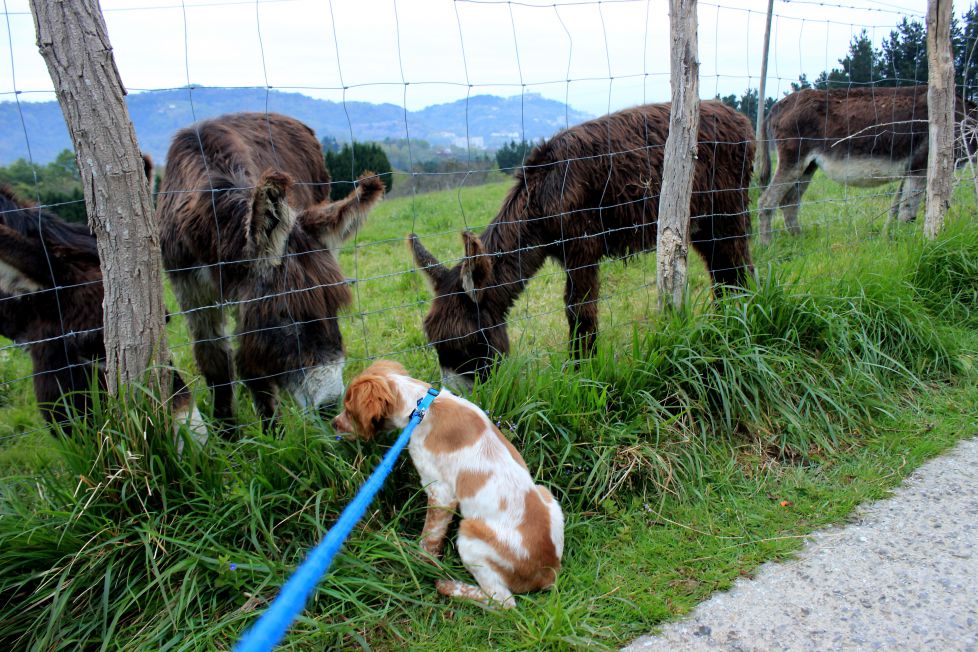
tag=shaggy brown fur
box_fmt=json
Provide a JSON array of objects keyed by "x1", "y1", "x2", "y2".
[
  {"x1": 157, "y1": 112, "x2": 384, "y2": 426},
  {"x1": 410, "y1": 101, "x2": 754, "y2": 387},
  {"x1": 0, "y1": 185, "x2": 195, "y2": 432},
  {"x1": 758, "y1": 85, "x2": 977, "y2": 241}
]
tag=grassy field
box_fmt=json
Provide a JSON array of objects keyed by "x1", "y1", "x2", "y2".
[{"x1": 1, "y1": 172, "x2": 977, "y2": 650}]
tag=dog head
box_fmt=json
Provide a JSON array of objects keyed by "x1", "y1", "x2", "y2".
[{"x1": 332, "y1": 360, "x2": 409, "y2": 439}]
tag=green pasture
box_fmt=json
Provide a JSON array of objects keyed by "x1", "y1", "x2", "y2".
[{"x1": 1, "y1": 172, "x2": 977, "y2": 650}]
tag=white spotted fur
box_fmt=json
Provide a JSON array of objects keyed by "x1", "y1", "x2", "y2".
[{"x1": 336, "y1": 367, "x2": 563, "y2": 609}]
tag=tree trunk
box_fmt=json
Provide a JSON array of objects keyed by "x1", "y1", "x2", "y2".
[
  {"x1": 754, "y1": 0, "x2": 774, "y2": 179},
  {"x1": 30, "y1": 0, "x2": 168, "y2": 393},
  {"x1": 657, "y1": 0, "x2": 699, "y2": 311},
  {"x1": 925, "y1": 0, "x2": 955, "y2": 239}
]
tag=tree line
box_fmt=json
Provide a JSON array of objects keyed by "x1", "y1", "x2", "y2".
[
  {"x1": 0, "y1": 137, "x2": 519, "y2": 218},
  {"x1": 0, "y1": 149, "x2": 87, "y2": 222},
  {"x1": 719, "y1": 3, "x2": 978, "y2": 125},
  {"x1": 7, "y1": 5, "x2": 977, "y2": 217}
]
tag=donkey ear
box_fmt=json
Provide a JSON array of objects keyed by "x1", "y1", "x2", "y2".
[
  {"x1": 141, "y1": 153, "x2": 158, "y2": 201},
  {"x1": 459, "y1": 231, "x2": 493, "y2": 302},
  {"x1": 141, "y1": 153, "x2": 154, "y2": 185},
  {"x1": 249, "y1": 171, "x2": 296, "y2": 262},
  {"x1": 408, "y1": 233, "x2": 447, "y2": 290}
]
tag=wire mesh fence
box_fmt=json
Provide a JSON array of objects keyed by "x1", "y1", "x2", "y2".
[{"x1": 0, "y1": 0, "x2": 970, "y2": 443}]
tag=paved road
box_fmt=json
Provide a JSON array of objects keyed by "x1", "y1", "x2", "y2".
[{"x1": 624, "y1": 437, "x2": 978, "y2": 652}]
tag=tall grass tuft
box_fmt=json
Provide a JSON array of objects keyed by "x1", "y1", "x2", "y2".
[
  {"x1": 0, "y1": 223, "x2": 976, "y2": 649},
  {"x1": 0, "y1": 387, "x2": 448, "y2": 649},
  {"x1": 911, "y1": 220, "x2": 978, "y2": 325}
]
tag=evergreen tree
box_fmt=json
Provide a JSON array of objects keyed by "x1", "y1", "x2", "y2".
[
  {"x1": 324, "y1": 142, "x2": 393, "y2": 201},
  {"x1": 878, "y1": 18, "x2": 928, "y2": 85},
  {"x1": 495, "y1": 139, "x2": 533, "y2": 173},
  {"x1": 790, "y1": 74, "x2": 812, "y2": 93},
  {"x1": 320, "y1": 135, "x2": 341, "y2": 154},
  {"x1": 736, "y1": 89, "x2": 776, "y2": 125},
  {"x1": 954, "y1": 3, "x2": 978, "y2": 101},
  {"x1": 815, "y1": 30, "x2": 881, "y2": 88},
  {"x1": 797, "y1": 5, "x2": 978, "y2": 100},
  {"x1": 716, "y1": 93, "x2": 740, "y2": 112}
]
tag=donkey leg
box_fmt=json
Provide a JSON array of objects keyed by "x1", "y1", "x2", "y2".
[
  {"x1": 692, "y1": 215, "x2": 754, "y2": 291},
  {"x1": 234, "y1": 340, "x2": 279, "y2": 431},
  {"x1": 173, "y1": 274, "x2": 235, "y2": 424},
  {"x1": 889, "y1": 178, "x2": 906, "y2": 223},
  {"x1": 243, "y1": 376, "x2": 278, "y2": 431},
  {"x1": 564, "y1": 262, "x2": 600, "y2": 360},
  {"x1": 168, "y1": 369, "x2": 208, "y2": 449},
  {"x1": 780, "y1": 164, "x2": 815, "y2": 236},
  {"x1": 895, "y1": 174, "x2": 926, "y2": 223},
  {"x1": 757, "y1": 164, "x2": 805, "y2": 244}
]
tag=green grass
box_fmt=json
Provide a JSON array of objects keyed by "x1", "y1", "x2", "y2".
[{"x1": 1, "y1": 172, "x2": 978, "y2": 650}]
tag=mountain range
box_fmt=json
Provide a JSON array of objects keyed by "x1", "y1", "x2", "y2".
[{"x1": 0, "y1": 87, "x2": 593, "y2": 166}]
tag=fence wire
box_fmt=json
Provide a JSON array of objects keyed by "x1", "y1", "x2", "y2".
[{"x1": 0, "y1": 0, "x2": 966, "y2": 442}]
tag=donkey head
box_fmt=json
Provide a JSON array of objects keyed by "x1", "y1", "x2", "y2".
[
  {"x1": 408, "y1": 231, "x2": 509, "y2": 392},
  {"x1": 0, "y1": 188, "x2": 101, "y2": 317}
]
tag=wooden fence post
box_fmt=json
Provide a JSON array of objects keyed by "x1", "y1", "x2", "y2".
[
  {"x1": 30, "y1": 0, "x2": 169, "y2": 393},
  {"x1": 657, "y1": 0, "x2": 699, "y2": 310},
  {"x1": 925, "y1": 0, "x2": 955, "y2": 239},
  {"x1": 754, "y1": 0, "x2": 774, "y2": 178}
]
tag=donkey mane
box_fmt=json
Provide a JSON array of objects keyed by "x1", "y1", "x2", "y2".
[{"x1": 0, "y1": 186, "x2": 98, "y2": 259}]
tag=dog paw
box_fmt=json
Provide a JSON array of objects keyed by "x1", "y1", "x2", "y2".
[
  {"x1": 434, "y1": 579, "x2": 456, "y2": 595},
  {"x1": 420, "y1": 538, "x2": 444, "y2": 559}
]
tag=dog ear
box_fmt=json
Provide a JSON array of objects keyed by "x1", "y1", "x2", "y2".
[
  {"x1": 344, "y1": 374, "x2": 397, "y2": 440},
  {"x1": 459, "y1": 231, "x2": 493, "y2": 302}
]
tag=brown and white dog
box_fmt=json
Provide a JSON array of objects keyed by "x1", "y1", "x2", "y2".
[{"x1": 332, "y1": 360, "x2": 563, "y2": 609}]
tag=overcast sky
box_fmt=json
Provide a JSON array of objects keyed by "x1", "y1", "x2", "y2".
[{"x1": 2, "y1": 0, "x2": 928, "y2": 116}]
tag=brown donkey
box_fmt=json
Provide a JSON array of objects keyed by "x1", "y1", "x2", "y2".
[
  {"x1": 157, "y1": 113, "x2": 384, "y2": 427},
  {"x1": 0, "y1": 185, "x2": 203, "y2": 438},
  {"x1": 757, "y1": 85, "x2": 977, "y2": 242},
  {"x1": 410, "y1": 101, "x2": 755, "y2": 390}
]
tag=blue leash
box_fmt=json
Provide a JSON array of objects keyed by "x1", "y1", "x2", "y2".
[{"x1": 234, "y1": 386, "x2": 441, "y2": 652}]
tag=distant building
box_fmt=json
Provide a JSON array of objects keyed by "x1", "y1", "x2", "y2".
[{"x1": 453, "y1": 136, "x2": 485, "y2": 149}]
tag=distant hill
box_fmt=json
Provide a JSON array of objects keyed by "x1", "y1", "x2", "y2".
[{"x1": 0, "y1": 88, "x2": 593, "y2": 165}]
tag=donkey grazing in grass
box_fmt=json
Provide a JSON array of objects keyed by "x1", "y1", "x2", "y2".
[
  {"x1": 410, "y1": 101, "x2": 755, "y2": 390},
  {"x1": 158, "y1": 112, "x2": 384, "y2": 427},
  {"x1": 757, "y1": 85, "x2": 977, "y2": 242},
  {"x1": 0, "y1": 185, "x2": 203, "y2": 437}
]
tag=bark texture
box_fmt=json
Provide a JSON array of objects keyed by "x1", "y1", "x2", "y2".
[
  {"x1": 754, "y1": 0, "x2": 774, "y2": 178},
  {"x1": 30, "y1": 0, "x2": 168, "y2": 392},
  {"x1": 657, "y1": 0, "x2": 700, "y2": 310},
  {"x1": 925, "y1": 0, "x2": 955, "y2": 239}
]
